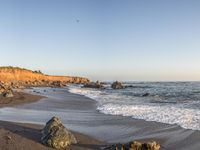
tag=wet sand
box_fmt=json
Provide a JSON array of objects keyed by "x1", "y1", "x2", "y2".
[
  {"x1": 0, "y1": 91, "x2": 105, "y2": 150},
  {"x1": 0, "y1": 91, "x2": 43, "y2": 108},
  {"x1": 0, "y1": 120, "x2": 105, "y2": 150},
  {"x1": 1, "y1": 88, "x2": 200, "y2": 150}
]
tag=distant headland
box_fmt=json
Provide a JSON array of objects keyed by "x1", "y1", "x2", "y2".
[{"x1": 0, "y1": 66, "x2": 90, "y2": 84}]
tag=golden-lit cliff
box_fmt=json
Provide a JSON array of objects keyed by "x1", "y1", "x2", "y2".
[{"x1": 0, "y1": 66, "x2": 89, "y2": 84}]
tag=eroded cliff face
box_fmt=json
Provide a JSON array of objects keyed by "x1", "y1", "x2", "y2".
[{"x1": 0, "y1": 67, "x2": 89, "y2": 84}]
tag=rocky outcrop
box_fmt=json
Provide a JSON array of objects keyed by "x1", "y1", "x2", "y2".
[
  {"x1": 41, "y1": 116, "x2": 77, "y2": 149},
  {"x1": 49, "y1": 81, "x2": 65, "y2": 88},
  {"x1": 0, "y1": 81, "x2": 14, "y2": 98},
  {"x1": 3, "y1": 89, "x2": 14, "y2": 98},
  {"x1": 111, "y1": 81, "x2": 124, "y2": 89},
  {"x1": 0, "y1": 66, "x2": 90, "y2": 84},
  {"x1": 83, "y1": 81, "x2": 104, "y2": 89},
  {"x1": 104, "y1": 141, "x2": 160, "y2": 150}
]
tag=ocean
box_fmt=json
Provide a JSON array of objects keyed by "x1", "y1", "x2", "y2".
[
  {"x1": 69, "y1": 82, "x2": 200, "y2": 130},
  {"x1": 1, "y1": 83, "x2": 200, "y2": 145}
]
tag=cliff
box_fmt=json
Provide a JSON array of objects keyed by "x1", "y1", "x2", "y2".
[{"x1": 0, "y1": 66, "x2": 89, "y2": 84}]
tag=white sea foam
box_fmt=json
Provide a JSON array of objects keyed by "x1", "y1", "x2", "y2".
[
  {"x1": 69, "y1": 86, "x2": 102, "y2": 100},
  {"x1": 68, "y1": 84, "x2": 200, "y2": 131},
  {"x1": 98, "y1": 104, "x2": 200, "y2": 130}
]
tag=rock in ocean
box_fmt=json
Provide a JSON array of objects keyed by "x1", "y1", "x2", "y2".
[
  {"x1": 111, "y1": 81, "x2": 124, "y2": 89},
  {"x1": 83, "y1": 81, "x2": 104, "y2": 89}
]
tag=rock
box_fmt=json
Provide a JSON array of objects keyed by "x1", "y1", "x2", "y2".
[
  {"x1": 130, "y1": 141, "x2": 142, "y2": 150},
  {"x1": 42, "y1": 117, "x2": 62, "y2": 136},
  {"x1": 3, "y1": 90, "x2": 14, "y2": 98},
  {"x1": 83, "y1": 81, "x2": 104, "y2": 89},
  {"x1": 5, "y1": 135, "x2": 12, "y2": 140},
  {"x1": 124, "y1": 85, "x2": 134, "y2": 88},
  {"x1": 41, "y1": 116, "x2": 77, "y2": 149},
  {"x1": 111, "y1": 81, "x2": 124, "y2": 89},
  {"x1": 104, "y1": 141, "x2": 160, "y2": 150},
  {"x1": 145, "y1": 141, "x2": 160, "y2": 150},
  {"x1": 0, "y1": 81, "x2": 14, "y2": 98},
  {"x1": 10, "y1": 81, "x2": 22, "y2": 89},
  {"x1": 50, "y1": 81, "x2": 65, "y2": 88},
  {"x1": 142, "y1": 93, "x2": 150, "y2": 97},
  {"x1": 0, "y1": 81, "x2": 6, "y2": 93}
]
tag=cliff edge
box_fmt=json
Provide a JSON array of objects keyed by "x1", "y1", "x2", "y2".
[{"x1": 0, "y1": 66, "x2": 89, "y2": 84}]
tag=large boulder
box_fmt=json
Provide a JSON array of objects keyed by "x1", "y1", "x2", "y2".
[
  {"x1": 104, "y1": 141, "x2": 160, "y2": 150},
  {"x1": 111, "y1": 81, "x2": 124, "y2": 89},
  {"x1": 41, "y1": 116, "x2": 77, "y2": 149},
  {"x1": 83, "y1": 81, "x2": 104, "y2": 89}
]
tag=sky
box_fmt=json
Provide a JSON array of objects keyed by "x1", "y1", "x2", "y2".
[{"x1": 0, "y1": 0, "x2": 200, "y2": 81}]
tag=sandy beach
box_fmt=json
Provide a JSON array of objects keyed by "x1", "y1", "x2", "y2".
[
  {"x1": 0, "y1": 120, "x2": 105, "y2": 150},
  {"x1": 0, "y1": 91, "x2": 105, "y2": 150},
  {"x1": 1, "y1": 0, "x2": 199, "y2": 149},
  {"x1": 0, "y1": 91, "x2": 43, "y2": 108},
  {"x1": 1, "y1": 87, "x2": 200, "y2": 150}
]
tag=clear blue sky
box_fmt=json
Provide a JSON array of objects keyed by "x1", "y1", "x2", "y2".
[{"x1": 0, "y1": 0, "x2": 200, "y2": 81}]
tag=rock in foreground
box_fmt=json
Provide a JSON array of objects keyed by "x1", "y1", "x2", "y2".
[
  {"x1": 111, "y1": 81, "x2": 124, "y2": 89},
  {"x1": 41, "y1": 116, "x2": 77, "y2": 149},
  {"x1": 104, "y1": 141, "x2": 160, "y2": 150}
]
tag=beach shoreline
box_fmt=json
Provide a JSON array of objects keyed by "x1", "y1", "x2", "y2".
[
  {"x1": 0, "y1": 90, "x2": 106, "y2": 150},
  {"x1": 0, "y1": 120, "x2": 106, "y2": 150},
  {"x1": 1, "y1": 87, "x2": 200, "y2": 150},
  {"x1": 0, "y1": 91, "x2": 44, "y2": 108}
]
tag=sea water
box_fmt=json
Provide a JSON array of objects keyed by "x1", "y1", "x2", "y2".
[{"x1": 69, "y1": 82, "x2": 200, "y2": 130}]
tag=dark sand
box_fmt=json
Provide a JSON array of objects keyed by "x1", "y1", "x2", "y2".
[
  {"x1": 0, "y1": 91, "x2": 43, "y2": 108},
  {"x1": 0, "y1": 91, "x2": 105, "y2": 150},
  {"x1": 0, "y1": 121, "x2": 105, "y2": 150}
]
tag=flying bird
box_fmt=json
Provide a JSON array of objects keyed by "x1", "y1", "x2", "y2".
[{"x1": 76, "y1": 19, "x2": 80, "y2": 23}]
